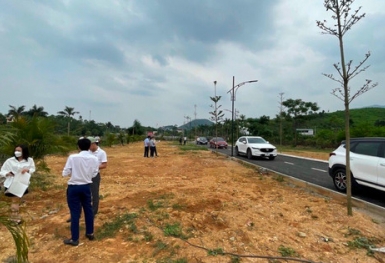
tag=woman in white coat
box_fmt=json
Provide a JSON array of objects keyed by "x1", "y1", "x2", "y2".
[{"x1": 0, "y1": 144, "x2": 35, "y2": 223}]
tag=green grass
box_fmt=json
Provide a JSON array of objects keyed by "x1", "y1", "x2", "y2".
[
  {"x1": 207, "y1": 248, "x2": 224, "y2": 256},
  {"x1": 278, "y1": 245, "x2": 300, "y2": 257},
  {"x1": 147, "y1": 199, "x2": 165, "y2": 211},
  {"x1": 344, "y1": 227, "x2": 361, "y2": 237},
  {"x1": 152, "y1": 240, "x2": 168, "y2": 256},
  {"x1": 347, "y1": 237, "x2": 377, "y2": 256},
  {"x1": 273, "y1": 175, "x2": 284, "y2": 182},
  {"x1": 163, "y1": 223, "x2": 184, "y2": 239},
  {"x1": 171, "y1": 203, "x2": 186, "y2": 210},
  {"x1": 97, "y1": 213, "x2": 138, "y2": 239}
]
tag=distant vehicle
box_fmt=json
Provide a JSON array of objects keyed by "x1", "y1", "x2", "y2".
[
  {"x1": 296, "y1": 129, "x2": 314, "y2": 136},
  {"x1": 328, "y1": 137, "x2": 385, "y2": 192},
  {"x1": 235, "y1": 136, "x2": 277, "y2": 160},
  {"x1": 196, "y1": 137, "x2": 208, "y2": 145},
  {"x1": 209, "y1": 137, "x2": 228, "y2": 149}
]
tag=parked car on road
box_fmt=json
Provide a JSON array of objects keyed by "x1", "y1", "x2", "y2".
[
  {"x1": 196, "y1": 137, "x2": 208, "y2": 145},
  {"x1": 235, "y1": 136, "x2": 277, "y2": 160},
  {"x1": 328, "y1": 137, "x2": 385, "y2": 192},
  {"x1": 209, "y1": 137, "x2": 228, "y2": 149}
]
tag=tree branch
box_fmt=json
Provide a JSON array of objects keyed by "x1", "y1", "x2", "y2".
[{"x1": 349, "y1": 80, "x2": 378, "y2": 102}]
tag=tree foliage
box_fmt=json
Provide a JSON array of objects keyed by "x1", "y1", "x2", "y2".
[
  {"x1": 7, "y1": 105, "x2": 26, "y2": 121},
  {"x1": 209, "y1": 95, "x2": 225, "y2": 149},
  {"x1": 25, "y1": 104, "x2": 48, "y2": 118}
]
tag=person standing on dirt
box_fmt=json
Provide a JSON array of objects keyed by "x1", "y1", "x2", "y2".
[
  {"x1": 149, "y1": 136, "x2": 158, "y2": 157},
  {"x1": 152, "y1": 137, "x2": 158, "y2": 157},
  {"x1": 179, "y1": 137, "x2": 182, "y2": 145},
  {"x1": 144, "y1": 135, "x2": 150, "y2": 157},
  {"x1": 88, "y1": 136, "x2": 107, "y2": 216},
  {"x1": 183, "y1": 136, "x2": 187, "y2": 145},
  {"x1": 62, "y1": 137, "x2": 99, "y2": 246}
]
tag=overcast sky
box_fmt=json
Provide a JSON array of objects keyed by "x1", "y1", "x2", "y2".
[{"x1": 1, "y1": 0, "x2": 384, "y2": 128}]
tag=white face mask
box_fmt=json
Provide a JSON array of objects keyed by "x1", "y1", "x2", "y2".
[{"x1": 14, "y1": 151, "x2": 22, "y2": 158}]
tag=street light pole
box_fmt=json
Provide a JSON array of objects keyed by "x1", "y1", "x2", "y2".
[{"x1": 227, "y1": 76, "x2": 258, "y2": 156}]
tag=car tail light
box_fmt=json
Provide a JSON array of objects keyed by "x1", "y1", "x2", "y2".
[{"x1": 329, "y1": 152, "x2": 336, "y2": 157}]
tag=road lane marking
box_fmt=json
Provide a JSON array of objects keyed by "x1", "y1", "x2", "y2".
[
  {"x1": 312, "y1": 168, "x2": 327, "y2": 173},
  {"x1": 284, "y1": 162, "x2": 294, "y2": 165}
]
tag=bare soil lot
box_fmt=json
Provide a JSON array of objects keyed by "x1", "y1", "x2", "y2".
[{"x1": 1, "y1": 141, "x2": 385, "y2": 263}]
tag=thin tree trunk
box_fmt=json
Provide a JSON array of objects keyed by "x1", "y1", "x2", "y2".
[{"x1": 336, "y1": 0, "x2": 353, "y2": 216}]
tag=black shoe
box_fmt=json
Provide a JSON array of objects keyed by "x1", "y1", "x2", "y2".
[
  {"x1": 85, "y1": 234, "x2": 95, "y2": 241},
  {"x1": 63, "y1": 239, "x2": 79, "y2": 246}
]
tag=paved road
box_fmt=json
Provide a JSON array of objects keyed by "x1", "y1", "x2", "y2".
[{"x1": 206, "y1": 145, "x2": 385, "y2": 208}]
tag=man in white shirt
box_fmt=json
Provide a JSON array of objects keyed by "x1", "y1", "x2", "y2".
[
  {"x1": 62, "y1": 137, "x2": 99, "y2": 246},
  {"x1": 88, "y1": 136, "x2": 107, "y2": 216},
  {"x1": 144, "y1": 135, "x2": 150, "y2": 157}
]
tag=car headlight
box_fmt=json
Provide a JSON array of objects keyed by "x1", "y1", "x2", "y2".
[{"x1": 251, "y1": 147, "x2": 260, "y2": 150}]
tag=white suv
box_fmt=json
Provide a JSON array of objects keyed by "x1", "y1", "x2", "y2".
[
  {"x1": 235, "y1": 136, "x2": 277, "y2": 160},
  {"x1": 328, "y1": 137, "x2": 385, "y2": 192}
]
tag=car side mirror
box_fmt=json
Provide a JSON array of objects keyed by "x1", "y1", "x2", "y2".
[{"x1": 242, "y1": 141, "x2": 246, "y2": 144}]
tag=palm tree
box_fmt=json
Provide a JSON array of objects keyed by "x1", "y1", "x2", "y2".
[
  {"x1": 57, "y1": 106, "x2": 79, "y2": 135},
  {"x1": 25, "y1": 104, "x2": 48, "y2": 118},
  {"x1": 0, "y1": 113, "x2": 6, "y2": 124},
  {"x1": 7, "y1": 105, "x2": 26, "y2": 121},
  {"x1": 0, "y1": 204, "x2": 29, "y2": 262}
]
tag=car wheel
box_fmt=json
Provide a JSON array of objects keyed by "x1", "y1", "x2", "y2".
[
  {"x1": 235, "y1": 146, "x2": 239, "y2": 156},
  {"x1": 247, "y1": 149, "x2": 252, "y2": 159},
  {"x1": 268, "y1": 156, "x2": 276, "y2": 160},
  {"x1": 333, "y1": 168, "x2": 347, "y2": 192}
]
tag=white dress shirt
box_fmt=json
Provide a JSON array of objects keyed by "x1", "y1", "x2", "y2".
[
  {"x1": 62, "y1": 151, "x2": 99, "y2": 185},
  {"x1": 89, "y1": 146, "x2": 107, "y2": 171}
]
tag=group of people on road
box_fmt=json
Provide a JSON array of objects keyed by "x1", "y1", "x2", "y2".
[
  {"x1": 143, "y1": 135, "x2": 158, "y2": 157},
  {"x1": 0, "y1": 136, "x2": 108, "y2": 247}
]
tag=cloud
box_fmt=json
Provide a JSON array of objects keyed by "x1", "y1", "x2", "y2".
[{"x1": 0, "y1": 0, "x2": 383, "y2": 128}]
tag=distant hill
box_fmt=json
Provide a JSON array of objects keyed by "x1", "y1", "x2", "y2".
[
  {"x1": 305, "y1": 107, "x2": 385, "y2": 128},
  {"x1": 331, "y1": 107, "x2": 385, "y2": 124},
  {"x1": 360, "y1": 105, "x2": 385, "y2": 109},
  {"x1": 179, "y1": 119, "x2": 213, "y2": 130}
]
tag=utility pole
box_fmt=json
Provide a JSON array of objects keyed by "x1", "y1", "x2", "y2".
[{"x1": 278, "y1": 92, "x2": 285, "y2": 147}]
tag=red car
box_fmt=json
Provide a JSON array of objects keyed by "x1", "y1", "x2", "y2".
[{"x1": 209, "y1": 137, "x2": 228, "y2": 149}]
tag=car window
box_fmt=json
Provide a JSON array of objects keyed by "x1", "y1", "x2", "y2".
[
  {"x1": 248, "y1": 138, "x2": 266, "y2": 144},
  {"x1": 352, "y1": 142, "x2": 381, "y2": 157},
  {"x1": 380, "y1": 143, "x2": 385, "y2": 158}
]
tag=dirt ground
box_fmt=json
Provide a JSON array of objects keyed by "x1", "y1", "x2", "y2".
[{"x1": 1, "y1": 141, "x2": 385, "y2": 263}]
